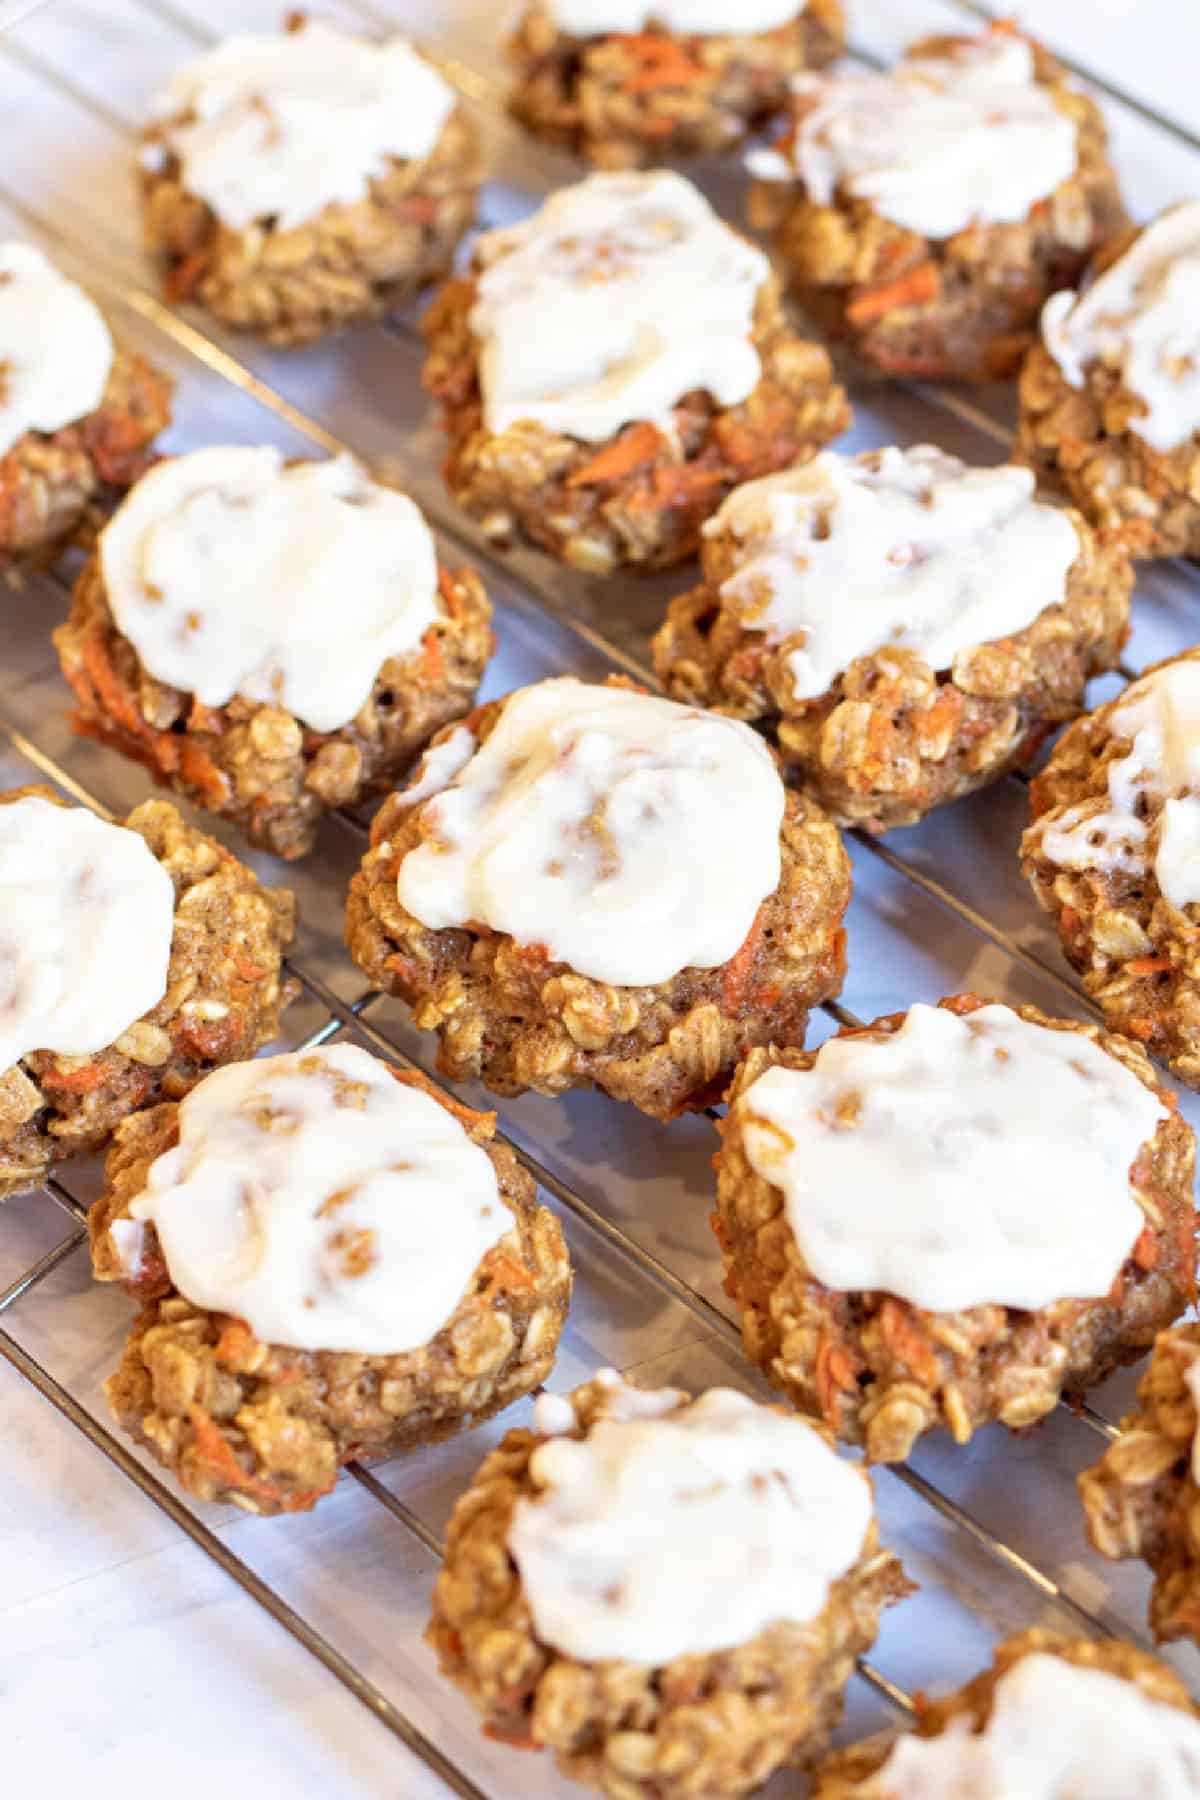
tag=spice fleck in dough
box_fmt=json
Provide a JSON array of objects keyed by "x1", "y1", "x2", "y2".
[
  {"x1": 345, "y1": 677, "x2": 851, "y2": 1120},
  {"x1": 89, "y1": 1048, "x2": 571, "y2": 1516},
  {"x1": 748, "y1": 28, "x2": 1125, "y2": 382},
  {"x1": 508, "y1": 0, "x2": 844, "y2": 170},
  {"x1": 0, "y1": 786, "x2": 296, "y2": 1201},
  {"x1": 713, "y1": 996, "x2": 1195, "y2": 1462}
]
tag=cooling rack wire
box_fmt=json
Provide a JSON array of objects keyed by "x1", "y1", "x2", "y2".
[{"x1": 1, "y1": 2, "x2": 1197, "y2": 1794}]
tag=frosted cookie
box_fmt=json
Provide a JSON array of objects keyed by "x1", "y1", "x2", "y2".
[
  {"x1": 1022, "y1": 649, "x2": 1200, "y2": 1088},
  {"x1": 0, "y1": 243, "x2": 170, "y2": 573},
  {"x1": 713, "y1": 995, "x2": 1194, "y2": 1462},
  {"x1": 1017, "y1": 203, "x2": 1200, "y2": 559},
  {"x1": 422, "y1": 170, "x2": 849, "y2": 573},
  {"x1": 428, "y1": 1372, "x2": 909, "y2": 1798},
  {"x1": 653, "y1": 445, "x2": 1132, "y2": 831},
  {"x1": 747, "y1": 28, "x2": 1124, "y2": 381},
  {"x1": 139, "y1": 17, "x2": 482, "y2": 345},
  {"x1": 0, "y1": 787, "x2": 295, "y2": 1201},
  {"x1": 810, "y1": 1630, "x2": 1200, "y2": 1796},
  {"x1": 1079, "y1": 1323, "x2": 1200, "y2": 1646},
  {"x1": 89, "y1": 1045, "x2": 571, "y2": 1515},
  {"x1": 52, "y1": 446, "x2": 493, "y2": 860},
  {"x1": 508, "y1": 0, "x2": 843, "y2": 171},
  {"x1": 345, "y1": 675, "x2": 850, "y2": 1120}
]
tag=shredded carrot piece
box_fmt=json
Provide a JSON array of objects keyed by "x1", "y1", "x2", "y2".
[
  {"x1": 846, "y1": 261, "x2": 941, "y2": 325},
  {"x1": 165, "y1": 251, "x2": 209, "y2": 303},
  {"x1": 567, "y1": 422, "x2": 662, "y2": 488},
  {"x1": 383, "y1": 950, "x2": 423, "y2": 990},
  {"x1": 1124, "y1": 1016, "x2": 1157, "y2": 1041},
  {"x1": 80, "y1": 628, "x2": 164, "y2": 751},
  {"x1": 1058, "y1": 434, "x2": 1094, "y2": 474},
  {"x1": 482, "y1": 1723, "x2": 538, "y2": 1751},
  {"x1": 437, "y1": 567, "x2": 464, "y2": 619},
  {"x1": 420, "y1": 627, "x2": 445, "y2": 683},
  {"x1": 854, "y1": 710, "x2": 896, "y2": 786},
  {"x1": 815, "y1": 1327, "x2": 861, "y2": 1425},
  {"x1": 1131, "y1": 1225, "x2": 1159, "y2": 1271},
  {"x1": 914, "y1": 685, "x2": 964, "y2": 747},
  {"x1": 179, "y1": 739, "x2": 231, "y2": 807},
  {"x1": 233, "y1": 953, "x2": 266, "y2": 983},
  {"x1": 514, "y1": 942, "x2": 551, "y2": 970},
  {"x1": 187, "y1": 698, "x2": 224, "y2": 734},
  {"x1": 481, "y1": 1248, "x2": 536, "y2": 1296},
  {"x1": 938, "y1": 993, "x2": 986, "y2": 1019},
  {"x1": 616, "y1": 32, "x2": 703, "y2": 93},
  {"x1": 40, "y1": 1059, "x2": 109, "y2": 1094},
  {"x1": 721, "y1": 903, "x2": 766, "y2": 1012},
  {"x1": 386, "y1": 1062, "x2": 493, "y2": 1135},
  {"x1": 214, "y1": 1318, "x2": 258, "y2": 1367},
  {"x1": 87, "y1": 410, "x2": 147, "y2": 486},
  {"x1": 728, "y1": 645, "x2": 766, "y2": 683},
  {"x1": 879, "y1": 1298, "x2": 939, "y2": 1385},
  {"x1": 187, "y1": 1406, "x2": 330, "y2": 1512},
  {"x1": 1127, "y1": 955, "x2": 1173, "y2": 978}
]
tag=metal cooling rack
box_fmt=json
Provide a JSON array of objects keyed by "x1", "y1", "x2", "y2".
[{"x1": 1, "y1": 2, "x2": 1197, "y2": 1793}]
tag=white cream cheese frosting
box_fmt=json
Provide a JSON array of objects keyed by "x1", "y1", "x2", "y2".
[
  {"x1": 750, "y1": 34, "x2": 1077, "y2": 241},
  {"x1": 116, "y1": 1045, "x2": 508, "y2": 1355},
  {"x1": 470, "y1": 172, "x2": 769, "y2": 442},
  {"x1": 1041, "y1": 202, "x2": 1200, "y2": 454},
  {"x1": 870, "y1": 1653, "x2": 1200, "y2": 1797},
  {"x1": 0, "y1": 243, "x2": 113, "y2": 459},
  {"x1": 0, "y1": 797, "x2": 174, "y2": 1075},
  {"x1": 706, "y1": 445, "x2": 1079, "y2": 700},
  {"x1": 738, "y1": 1003, "x2": 1165, "y2": 1313},
  {"x1": 546, "y1": 0, "x2": 802, "y2": 33},
  {"x1": 148, "y1": 21, "x2": 456, "y2": 232},
  {"x1": 1035, "y1": 658, "x2": 1200, "y2": 913},
  {"x1": 395, "y1": 677, "x2": 785, "y2": 988},
  {"x1": 508, "y1": 1376, "x2": 871, "y2": 1663},
  {"x1": 100, "y1": 446, "x2": 440, "y2": 734}
]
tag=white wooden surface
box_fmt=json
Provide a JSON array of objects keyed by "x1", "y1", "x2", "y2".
[{"x1": 0, "y1": 4, "x2": 1196, "y2": 1796}]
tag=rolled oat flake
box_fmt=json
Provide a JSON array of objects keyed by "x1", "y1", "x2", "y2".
[
  {"x1": 871, "y1": 1653, "x2": 1200, "y2": 1797},
  {"x1": 119, "y1": 1044, "x2": 508, "y2": 1354}
]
